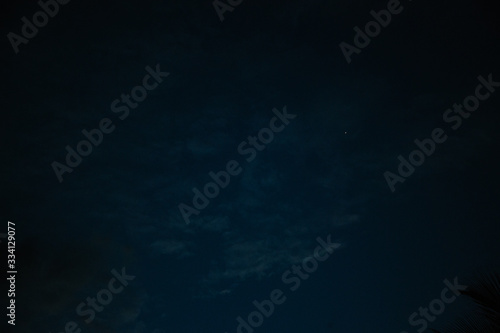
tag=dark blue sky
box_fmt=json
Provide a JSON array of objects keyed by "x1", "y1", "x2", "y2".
[{"x1": 1, "y1": 0, "x2": 500, "y2": 332}]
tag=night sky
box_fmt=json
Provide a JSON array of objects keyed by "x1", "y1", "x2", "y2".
[{"x1": 2, "y1": 0, "x2": 500, "y2": 332}]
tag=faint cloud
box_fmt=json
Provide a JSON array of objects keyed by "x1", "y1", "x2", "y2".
[{"x1": 150, "y1": 239, "x2": 194, "y2": 257}]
